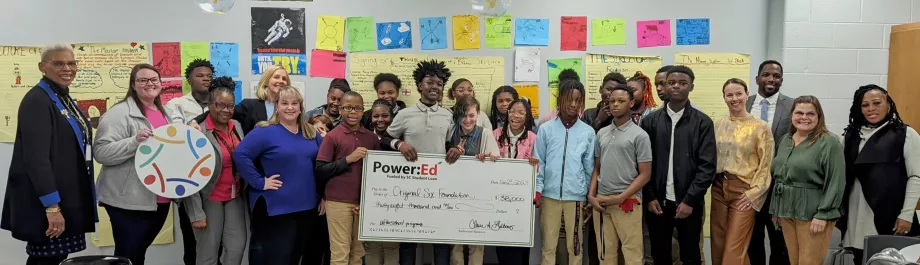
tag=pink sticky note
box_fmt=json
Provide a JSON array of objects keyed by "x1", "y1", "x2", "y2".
[
  {"x1": 636, "y1": 20, "x2": 672, "y2": 48},
  {"x1": 159, "y1": 80, "x2": 183, "y2": 104},
  {"x1": 309, "y1": 49, "x2": 347, "y2": 79},
  {"x1": 561, "y1": 16, "x2": 587, "y2": 51},
  {"x1": 152, "y1": 42, "x2": 181, "y2": 78}
]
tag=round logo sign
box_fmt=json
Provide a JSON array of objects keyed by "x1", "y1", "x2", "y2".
[{"x1": 135, "y1": 124, "x2": 216, "y2": 199}]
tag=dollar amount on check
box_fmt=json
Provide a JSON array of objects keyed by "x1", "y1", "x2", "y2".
[{"x1": 358, "y1": 150, "x2": 536, "y2": 247}]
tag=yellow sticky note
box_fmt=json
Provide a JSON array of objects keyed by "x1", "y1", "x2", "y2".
[
  {"x1": 0, "y1": 46, "x2": 42, "y2": 142},
  {"x1": 513, "y1": 84, "x2": 540, "y2": 118},
  {"x1": 485, "y1": 15, "x2": 513, "y2": 49},
  {"x1": 584, "y1": 53, "x2": 662, "y2": 108},
  {"x1": 591, "y1": 18, "x2": 626, "y2": 46},
  {"x1": 453, "y1": 15, "x2": 481, "y2": 50},
  {"x1": 316, "y1": 15, "x2": 346, "y2": 52},
  {"x1": 674, "y1": 52, "x2": 751, "y2": 122}
]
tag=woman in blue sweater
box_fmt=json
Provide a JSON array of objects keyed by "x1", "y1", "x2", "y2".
[{"x1": 233, "y1": 86, "x2": 323, "y2": 265}]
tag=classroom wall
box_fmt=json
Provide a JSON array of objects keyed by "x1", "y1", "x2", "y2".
[
  {"x1": 0, "y1": 0, "x2": 780, "y2": 264},
  {"x1": 779, "y1": 0, "x2": 919, "y2": 135}
]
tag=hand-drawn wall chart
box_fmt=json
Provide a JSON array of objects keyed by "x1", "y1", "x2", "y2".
[
  {"x1": 376, "y1": 21, "x2": 413, "y2": 50},
  {"x1": 135, "y1": 124, "x2": 216, "y2": 199}
]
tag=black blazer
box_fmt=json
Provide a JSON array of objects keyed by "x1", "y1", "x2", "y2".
[
  {"x1": 639, "y1": 103, "x2": 717, "y2": 207},
  {"x1": 194, "y1": 98, "x2": 268, "y2": 135},
  {"x1": 1, "y1": 83, "x2": 96, "y2": 242}
]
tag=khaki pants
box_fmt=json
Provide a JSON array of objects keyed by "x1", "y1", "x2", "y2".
[
  {"x1": 710, "y1": 176, "x2": 756, "y2": 265},
  {"x1": 327, "y1": 201, "x2": 365, "y2": 265},
  {"x1": 365, "y1": 242, "x2": 399, "y2": 265},
  {"x1": 541, "y1": 197, "x2": 584, "y2": 265},
  {"x1": 779, "y1": 218, "x2": 834, "y2": 265},
  {"x1": 451, "y1": 245, "x2": 484, "y2": 265},
  {"x1": 594, "y1": 195, "x2": 643, "y2": 265}
]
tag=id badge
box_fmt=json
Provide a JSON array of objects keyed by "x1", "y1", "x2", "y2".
[{"x1": 85, "y1": 144, "x2": 92, "y2": 162}]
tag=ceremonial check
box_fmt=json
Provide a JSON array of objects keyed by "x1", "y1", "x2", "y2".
[{"x1": 358, "y1": 150, "x2": 536, "y2": 247}]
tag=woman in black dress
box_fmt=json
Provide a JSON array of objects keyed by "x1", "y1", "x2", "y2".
[{"x1": 1, "y1": 44, "x2": 97, "y2": 265}]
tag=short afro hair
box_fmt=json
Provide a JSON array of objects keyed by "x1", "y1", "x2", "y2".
[
  {"x1": 666, "y1": 65, "x2": 696, "y2": 82},
  {"x1": 558, "y1": 69, "x2": 579, "y2": 83},
  {"x1": 184, "y1": 59, "x2": 214, "y2": 80},
  {"x1": 329, "y1": 78, "x2": 351, "y2": 92},
  {"x1": 373, "y1": 73, "x2": 402, "y2": 91},
  {"x1": 413, "y1": 59, "x2": 451, "y2": 85},
  {"x1": 602, "y1": 72, "x2": 627, "y2": 86}
]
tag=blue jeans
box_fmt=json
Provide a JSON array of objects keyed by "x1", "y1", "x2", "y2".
[{"x1": 399, "y1": 243, "x2": 450, "y2": 265}]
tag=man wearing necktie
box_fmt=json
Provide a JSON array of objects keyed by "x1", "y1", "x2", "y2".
[{"x1": 745, "y1": 60, "x2": 793, "y2": 265}]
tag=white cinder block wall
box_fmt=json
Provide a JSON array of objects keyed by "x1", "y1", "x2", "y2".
[{"x1": 780, "y1": 0, "x2": 918, "y2": 135}]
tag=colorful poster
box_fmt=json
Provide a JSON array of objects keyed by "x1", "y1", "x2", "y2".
[
  {"x1": 453, "y1": 15, "x2": 481, "y2": 50},
  {"x1": 514, "y1": 18, "x2": 549, "y2": 46},
  {"x1": 251, "y1": 7, "x2": 307, "y2": 75},
  {"x1": 71, "y1": 42, "x2": 150, "y2": 112},
  {"x1": 160, "y1": 80, "x2": 184, "y2": 104},
  {"x1": 0, "y1": 46, "x2": 42, "y2": 142},
  {"x1": 676, "y1": 18, "x2": 711, "y2": 46},
  {"x1": 210, "y1": 42, "x2": 239, "y2": 78},
  {"x1": 674, "y1": 52, "x2": 751, "y2": 121},
  {"x1": 180, "y1": 42, "x2": 210, "y2": 94},
  {"x1": 560, "y1": 16, "x2": 587, "y2": 51},
  {"x1": 309, "y1": 49, "x2": 347, "y2": 79},
  {"x1": 485, "y1": 15, "x2": 513, "y2": 49},
  {"x1": 420, "y1": 17, "x2": 448, "y2": 50},
  {"x1": 514, "y1": 47, "x2": 540, "y2": 82},
  {"x1": 591, "y1": 18, "x2": 626, "y2": 46},
  {"x1": 376, "y1": 21, "x2": 413, "y2": 50},
  {"x1": 152, "y1": 42, "x2": 181, "y2": 78},
  {"x1": 347, "y1": 16, "x2": 377, "y2": 52},
  {"x1": 316, "y1": 15, "x2": 346, "y2": 52},
  {"x1": 637, "y1": 20, "x2": 672, "y2": 48},
  {"x1": 585, "y1": 53, "x2": 663, "y2": 108},
  {"x1": 348, "y1": 54, "x2": 505, "y2": 110},
  {"x1": 512, "y1": 83, "x2": 540, "y2": 117},
  {"x1": 546, "y1": 58, "x2": 583, "y2": 109}
]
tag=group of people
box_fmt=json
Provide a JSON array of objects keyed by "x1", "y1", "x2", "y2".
[{"x1": 1, "y1": 43, "x2": 917, "y2": 265}]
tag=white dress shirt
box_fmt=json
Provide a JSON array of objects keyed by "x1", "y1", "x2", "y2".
[
  {"x1": 750, "y1": 93, "x2": 779, "y2": 129},
  {"x1": 665, "y1": 103, "x2": 685, "y2": 201}
]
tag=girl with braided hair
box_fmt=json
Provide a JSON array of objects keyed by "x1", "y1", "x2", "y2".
[
  {"x1": 839, "y1": 85, "x2": 920, "y2": 264},
  {"x1": 626, "y1": 71, "x2": 657, "y2": 124}
]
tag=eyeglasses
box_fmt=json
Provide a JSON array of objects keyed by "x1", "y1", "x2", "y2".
[
  {"x1": 135, "y1": 78, "x2": 161, "y2": 85},
  {"x1": 341, "y1": 106, "x2": 364, "y2": 112},
  {"x1": 212, "y1": 102, "x2": 235, "y2": 110},
  {"x1": 48, "y1": 60, "x2": 78, "y2": 70}
]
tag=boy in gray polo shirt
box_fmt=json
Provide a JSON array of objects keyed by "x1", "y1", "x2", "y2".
[{"x1": 588, "y1": 84, "x2": 652, "y2": 265}]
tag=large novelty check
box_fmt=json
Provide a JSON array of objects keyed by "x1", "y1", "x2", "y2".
[{"x1": 358, "y1": 150, "x2": 536, "y2": 247}]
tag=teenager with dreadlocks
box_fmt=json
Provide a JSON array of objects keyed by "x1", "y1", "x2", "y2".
[
  {"x1": 627, "y1": 71, "x2": 657, "y2": 124},
  {"x1": 489, "y1": 85, "x2": 519, "y2": 130},
  {"x1": 534, "y1": 78, "x2": 596, "y2": 265},
  {"x1": 839, "y1": 85, "x2": 920, "y2": 264},
  {"x1": 535, "y1": 69, "x2": 583, "y2": 131},
  {"x1": 583, "y1": 72, "x2": 627, "y2": 130},
  {"x1": 381, "y1": 59, "x2": 454, "y2": 265},
  {"x1": 492, "y1": 97, "x2": 539, "y2": 265}
]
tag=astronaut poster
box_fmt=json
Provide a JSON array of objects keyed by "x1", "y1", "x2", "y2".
[{"x1": 251, "y1": 7, "x2": 308, "y2": 75}]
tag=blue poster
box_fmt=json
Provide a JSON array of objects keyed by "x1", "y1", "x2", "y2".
[
  {"x1": 515, "y1": 18, "x2": 549, "y2": 46},
  {"x1": 233, "y1": 80, "x2": 243, "y2": 104},
  {"x1": 676, "y1": 18, "x2": 710, "y2": 45},
  {"x1": 376, "y1": 21, "x2": 413, "y2": 50},
  {"x1": 419, "y1": 17, "x2": 447, "y2": 50},
  {"x1": 211, "y1": 42, "x2": 240, "y2": 78},
  {"x1": 251, "y1": 53, "x2": 308, "y2": 76}
]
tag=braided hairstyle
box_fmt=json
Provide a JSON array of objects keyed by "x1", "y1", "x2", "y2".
[
  {"x1": 843, "y1": 84, "x2": 905, "y2": 136},
  {"x1": 557, "y1": 78, "x2": 586, "y2": 115},
  {"x1": 627, "y1": 71, "x2": 656, "y2": 108},
  {"x1": 497, "y1": 98, "x2": 535, "y2": 154},
  {"x1": 489, "y1": 85, "x2": 519, "y2": 129}
]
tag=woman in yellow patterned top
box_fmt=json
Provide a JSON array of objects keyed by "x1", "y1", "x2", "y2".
[{"x1": 711, "y1": 78, "x2": 774, "y2": 265}]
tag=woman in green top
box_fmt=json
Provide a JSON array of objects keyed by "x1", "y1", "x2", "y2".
[{"x1": 768, "y1": 95, "x2": 846, "y2": 265}]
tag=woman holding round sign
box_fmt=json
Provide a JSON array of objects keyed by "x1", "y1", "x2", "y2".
[
  {"x1": 233, "y1": 86, "x2": 323, "y2": 265},
  {"x1": 180, "y1": 77, "x2": 248, "y2": 265},
  {"x1": 95, "y1": 64, "x2": 216, "y2": 265}
]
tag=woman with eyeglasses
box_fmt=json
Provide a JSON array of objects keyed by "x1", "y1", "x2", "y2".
[
  {"x1": 181, "y1": 77, "x2": 247, "y2": 265},
  {"x1": 2, "y1": 44, "x2": 96, "y2": 265},
  {"x1": 94, "y1": 64, "x2": 177, "y2": 265}
]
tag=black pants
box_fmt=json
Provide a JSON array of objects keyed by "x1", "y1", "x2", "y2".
[
  {"x1": 105, "y1": 203, "x2": 170, "y2": 265},
  {"x1": 647, "y1": 200, "x2": 703, "y2": 265},
  {"x1": 27, "y1": 255, "x2": 67, "y2": 265},
  {"x1": 249, "y1": 198, "x2": 319, "y2": 265},
  {"x1": 496, "y1": 246, "x2": 530, "y2": 265},
  {"x1": 178, "y1": 203, "x2": 198, "y2": 265},
  {"x1": 747, "y1": 194, "x2": 789, "y2": 265},
  {"x1": 303, "y1": 216, "x2": 330, "y2": 265}
]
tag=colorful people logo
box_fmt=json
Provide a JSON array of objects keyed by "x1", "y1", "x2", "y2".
[{"x1": 134, "y1": 124, "x2": 216, "y2": 198}]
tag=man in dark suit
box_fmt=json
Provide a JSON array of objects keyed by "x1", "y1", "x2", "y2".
[{"x1": 746, "y1": 60, "x2": 792, "y2": 265}]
